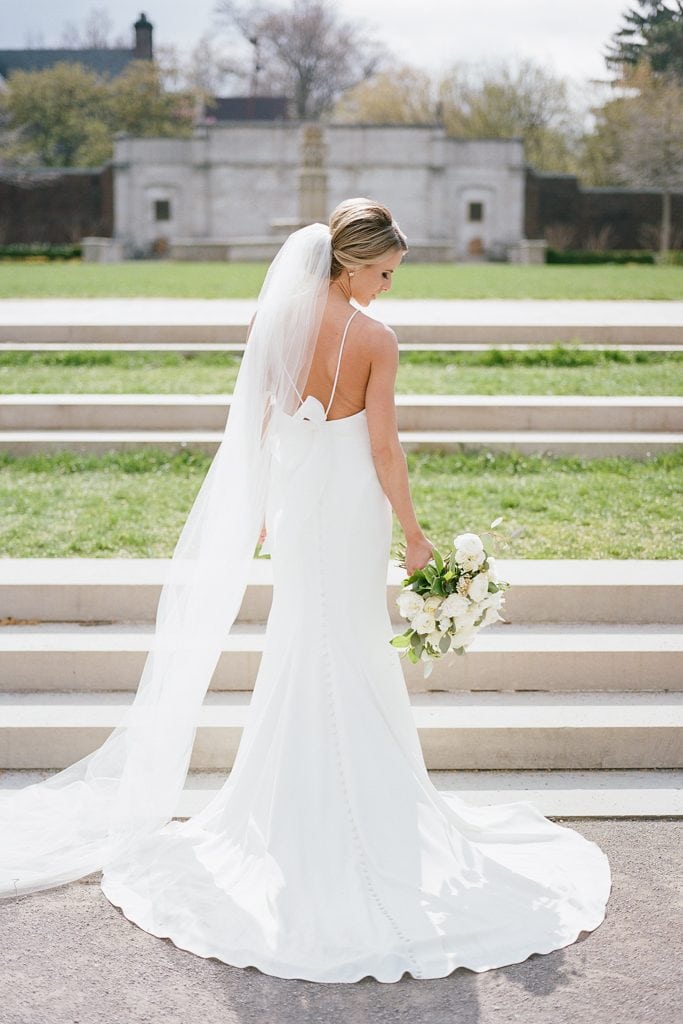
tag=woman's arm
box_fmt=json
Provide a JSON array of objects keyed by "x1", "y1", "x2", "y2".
[{"x1": 365, "y1": 325, "x2": 433, "y2": 574}]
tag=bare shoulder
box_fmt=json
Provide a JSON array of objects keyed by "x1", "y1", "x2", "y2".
[{"x1": 355, "y1": 312, "x2": 398, "y2": 361}]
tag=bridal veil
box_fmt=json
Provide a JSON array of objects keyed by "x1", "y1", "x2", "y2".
[{"x1": 0, "y1": 223, "x2": 334, "y2": 898}]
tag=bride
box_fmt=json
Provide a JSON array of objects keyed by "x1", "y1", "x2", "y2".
[{"x1": 0, "y1": 198, "x2": 611, "y2": 984}]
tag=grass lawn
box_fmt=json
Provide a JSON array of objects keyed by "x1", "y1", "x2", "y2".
[
  {"x1": 1, "y1": 448, "x2": 680, "y2": 559},
  {"x1": 2, "y1": 348, "x2": 682, "y2": 396},
  {"x1": 1, "y1": 260, "x2": 682, "y2": 300}
]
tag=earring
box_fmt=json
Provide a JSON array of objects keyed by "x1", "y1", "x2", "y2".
[{"x1": 349, "y1": 271, "x2": 355, "y2": 277}]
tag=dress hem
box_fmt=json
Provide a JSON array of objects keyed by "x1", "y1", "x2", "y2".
[{"x1": 101, "y1": 875, "x2": 612, "y2": 985}]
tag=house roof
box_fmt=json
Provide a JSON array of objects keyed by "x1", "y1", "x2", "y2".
[
  {"x1": 205, "y1": 96, "x2": 290, "y2": 122},
  {"x1": 0, "y1": 49, "x2": 136, "y2": 81}
]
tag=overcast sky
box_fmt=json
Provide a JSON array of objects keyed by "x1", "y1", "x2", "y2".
[{"x1": 1, "y1": 0, "x2": 628, "y2": 85}]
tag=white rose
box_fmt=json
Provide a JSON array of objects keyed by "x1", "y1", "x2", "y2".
[
  {"x1": 441, "y1": 593, "x2": 469, "y2": 617},
  {"x1": 486, "y1": 556, "x2": 499, "y2": 581},
  {"x1": 454, "y1": 610, "x2": 478, "y2": 631},
  {"x1": 437, "y1": 617, "x2": 451, "y2": 633},
  {"x1": 468, "y1": 573, "x2": 489, "y2": 602},
  {"x1": 453, "y1": 532, "x2": 484, "y2": 557},
  {"x1": 397, "y1": 590, "x2": 424, "y2": 618},
  {"x1": 457, "y1": 549, "x2": 486, "y2": 572},
  {"x1": 412, "y1": 612, "x2": 436, "y2": 635},
  {"x1": 423, "y1": 596, "x2": 443, "y2": 615}
]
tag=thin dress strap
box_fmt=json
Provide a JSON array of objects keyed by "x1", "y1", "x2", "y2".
[{"x1": 324, "y1": 308, "x2": 360, "y2": 418}]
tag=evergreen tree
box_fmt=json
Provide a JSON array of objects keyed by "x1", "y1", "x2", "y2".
[{"x1": 606, "y1": 1, "x2": 683, "y2": 80}]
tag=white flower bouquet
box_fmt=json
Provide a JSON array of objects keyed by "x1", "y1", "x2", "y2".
[{"x1": 390, "y1": 519, "x2": 511, "y2": 678}]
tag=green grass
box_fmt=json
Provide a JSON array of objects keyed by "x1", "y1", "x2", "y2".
[
  {"x1": 1, "y1": 260, "x2": 682, "y2": 299},
  {"x1": 2, "y1": 348, "x2": 682, "y2": 396},
  {"x1": 1, "y1": 448, "x2": 680, "y2": 559}
]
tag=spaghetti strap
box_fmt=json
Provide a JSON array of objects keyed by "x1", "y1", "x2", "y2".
[{"x1": 324, "y1": 308, "x2": 360, "y2": 418}]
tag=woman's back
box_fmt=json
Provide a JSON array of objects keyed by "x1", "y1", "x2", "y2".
[{"x1": 298, "y1": 301, "x2": 372, "y2": 421}]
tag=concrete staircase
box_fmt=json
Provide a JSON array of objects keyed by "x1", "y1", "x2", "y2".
[
  {"x1": 1, "y1": 560, "x2": 681, "y2": 814},
  {"x1": 1, "y1": 298, "x2": 681, "y2": 815},
  {"x1": 1, "y1": 394, "x2": 681, "y2": 457}
]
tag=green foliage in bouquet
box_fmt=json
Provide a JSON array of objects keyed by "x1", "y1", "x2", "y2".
[{"x1": 390, "y1": 518, "x2": 512, "y2": 676}]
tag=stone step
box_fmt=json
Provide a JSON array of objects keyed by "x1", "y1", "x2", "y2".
[
  {"x1": 1, "y1": 691, "x2": 680, "y2": 771},
  {"x1": 2, "y1": 559, "x2": 681, "y2": 625},
  {"x1": 2, "y1": 394, "x2": 681, "y2": 432},
  {"x1": 3, "y1": 768, "x2": 680, "y2": 818},
  {"x1": 1, "y1": 427, "x2": 680, "y2": 457},
  {"x1": 1, "y1": 297, "x2": 681, "y2": 345},
  {"x1": 1, "y1": 623, "x2": 680, "y2": 694},
  {"x1": 1, "y1": 342, "x2": 681, "y2": 354}
]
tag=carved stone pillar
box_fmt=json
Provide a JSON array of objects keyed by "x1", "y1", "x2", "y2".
[{"x1": 298, "y1": 124, "x2": 328, "y2": 225}]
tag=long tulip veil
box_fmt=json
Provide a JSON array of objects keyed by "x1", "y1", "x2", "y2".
[{"x1": 0, "y1": 223, "x2": 335, "y2": 898}]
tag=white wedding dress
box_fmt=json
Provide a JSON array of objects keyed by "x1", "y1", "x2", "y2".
[{"x1": 100, "y1": 310, "x2": 611, "y2": 983}]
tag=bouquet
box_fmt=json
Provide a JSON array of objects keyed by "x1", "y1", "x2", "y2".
[{"x1": 390, "y1": 519, "x2": 511, "y2": 678}]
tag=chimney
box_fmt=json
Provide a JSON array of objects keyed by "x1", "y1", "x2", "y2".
[{"x1": 134, "y1": 13, "x2": 153, "y2": 60}]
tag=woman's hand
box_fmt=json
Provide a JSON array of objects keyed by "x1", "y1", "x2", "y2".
[{"x1": 404, "y1": 532, "x2": 434, "y2": 575}]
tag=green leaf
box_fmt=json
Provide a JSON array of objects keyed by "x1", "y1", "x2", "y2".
[
  {"x1": 433, "y1": 547, "x2": 444, "y2": 573},
  {"x1": 407, "y1": 647, "x2": 419, "y2": 664},
  {"x1": 390, "y1": 634, "x2": 411, "y2": 649},
  {"x1": 410, "y1": 631, "x2": 422, "y2": 649},
  {"x1": 439, "y1": 634, "x2": 451, "y2": 653}
]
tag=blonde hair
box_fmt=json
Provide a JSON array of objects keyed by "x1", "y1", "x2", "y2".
[{"x1": 329, "y1": 197, "x2": 408, "y2": 280}]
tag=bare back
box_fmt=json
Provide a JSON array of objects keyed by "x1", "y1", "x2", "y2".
[{"x1": 298, "y1": 301, "x2": 374, "y2": 421}]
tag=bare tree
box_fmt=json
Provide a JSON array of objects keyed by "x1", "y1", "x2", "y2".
[
  {"x1": 214, "y1": 0, "x2": 386, "y2": 118},
  {"x1": 439, "y1": 60, "x2": 580, "y2": 172},
  {"x1": 22, "y1": 30, "x2": 46, "y2": 49},
  {"x1": 58, "y1": 7, "x2": 128, "y2": 49},
  {"x1": 616, "y1": 64, "x2": 683, "y2": 254},
  {"x1": 184, "y1": 34, "x2": 232, "y2": 102},
  {"x1": 333, "y1": 66, "x2": 436, "y2": 125}
]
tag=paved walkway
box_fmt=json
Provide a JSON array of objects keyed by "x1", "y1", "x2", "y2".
[
  {"x1": 0, "y1": 297, "x2": 682, "y2": 327},
  {"x1": 1, "y1": 821, "x2": 680, "y2": 1024}
]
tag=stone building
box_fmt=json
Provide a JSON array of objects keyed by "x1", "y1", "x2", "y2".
[{"x1": 112, "y1": 123, "x2": 526, "y2": 261}]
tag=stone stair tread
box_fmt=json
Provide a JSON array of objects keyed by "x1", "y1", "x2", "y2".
[
  {"x1": 1, "y1": 557, "x2": 680, "y2": 586},
  {"x1": 1, "y1": 690, "x2": 680, "y2": 728},
  {"x1": 1, "y1": 432, "x2": 681, "y2": 457},
  {"x1": 2, "y1": 342, "x2": 681, "y2": 353},
  {"x1": 1, "y1": 769, "x2": 680, "y2": 818},
  {"x1": 1, "y1": 621, "x2": 680, "y2": 653},
  {"x1": 1, "y1": 297, "x2": 681, "y2": 325},
  {"x1": 3, "y1": 393, "x2": 681, "y2": 407},
  {"x1": 401, "y1": 430, "x2": 683, "y2": 441}
]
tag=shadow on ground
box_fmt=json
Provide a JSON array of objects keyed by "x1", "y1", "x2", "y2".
[{"x1": 1, "y1": 821, "x2": 680, "y2": 1024}]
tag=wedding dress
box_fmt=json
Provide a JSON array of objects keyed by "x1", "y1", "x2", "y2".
[{"x1": 100, "y1": 307, "x2": 612, "y2": 983}]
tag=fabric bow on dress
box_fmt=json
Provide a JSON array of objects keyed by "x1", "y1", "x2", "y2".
[{"x1": 260, "y1": 396, "x2": 332, "y2": 557}]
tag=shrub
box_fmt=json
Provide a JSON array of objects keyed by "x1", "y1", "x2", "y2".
[
  {"x1": 0, "y1": 243, "x2": 81, "y2": 261},
  {"x1": 546, "y1": 249, "x2": 656, "y2": 265}
]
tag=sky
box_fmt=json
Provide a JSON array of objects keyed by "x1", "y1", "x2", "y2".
[{"x1": 0, "y1": 0, "x2": 629, "y2": 86}]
